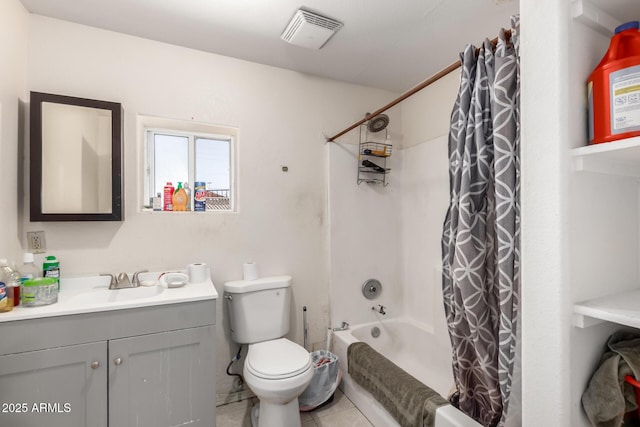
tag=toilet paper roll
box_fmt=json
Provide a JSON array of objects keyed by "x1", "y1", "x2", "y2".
[
  {"x1": 188, "y1": 263, "x2": 208, "y2": 284},
  {"x1": 243, "y1": 262, "x2": 258, "y2": 281}
]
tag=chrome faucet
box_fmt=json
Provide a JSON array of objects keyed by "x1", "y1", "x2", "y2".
[
  {"x1": 102, "y1": 270, "x2": 148, "y2": 290},
  {"x1": 372, "y1": 304, "x2": 386, "y2": 315},
  {"x1": 115, "y1": 272, "x2": 132, "y2": 288}
]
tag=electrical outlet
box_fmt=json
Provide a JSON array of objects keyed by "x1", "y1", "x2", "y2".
[{"x1": 27, "y1": 231, "x2": 46, "y2": 254}]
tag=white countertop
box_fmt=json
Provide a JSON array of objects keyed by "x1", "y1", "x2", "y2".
[{"x1": 0, "y1": 271, "x2": 218, "y2": 323}]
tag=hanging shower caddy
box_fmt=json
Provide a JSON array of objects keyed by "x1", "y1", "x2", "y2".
[{"x1": 357, "y1": 122, "x2": 392, "y2": 186}]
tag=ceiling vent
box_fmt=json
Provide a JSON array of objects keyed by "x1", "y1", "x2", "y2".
[{"x1": 281, "y1": 9, "x2": 343, "y2": 50}]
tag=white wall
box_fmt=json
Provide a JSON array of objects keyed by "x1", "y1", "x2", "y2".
[
  {"x1": 23, "y1": 15, "x2": 398, "y2": 403},
  {"x1": 328, "y1": 70, "x2": 458, "y2": 335},
  {"x1": 520, "y1": 0, "x2": 571, "y2": 424},
  {"x1": 401, "y1": 72, "x2": 460, "y2": 149},
  {"x1": 328, "y1": 141, "x2": 403, "y2": 327},
  {"x1": 0, "y1": 0, "x2": 28, "y2": 261},
  {"x1": 399, "y1": 71, "x2": 458, "y2": 329}
]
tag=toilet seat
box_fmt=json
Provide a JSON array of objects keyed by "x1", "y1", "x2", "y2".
[{"x1": 246, "y1": 338, "x2": 312, "y2": 380}]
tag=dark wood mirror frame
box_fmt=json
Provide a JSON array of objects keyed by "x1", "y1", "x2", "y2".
[{"x1": 30, "y1": 91, "x2": 123, "y2": 222}]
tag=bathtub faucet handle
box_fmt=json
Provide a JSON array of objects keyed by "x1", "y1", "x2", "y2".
[{"x1": 372, "y1": 304, "x2": 386, "y2": 315}]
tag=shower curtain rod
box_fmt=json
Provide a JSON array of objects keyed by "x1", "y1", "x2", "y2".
[{"x1": 326, "y1": 30, "x2": 512, "y2": 143}]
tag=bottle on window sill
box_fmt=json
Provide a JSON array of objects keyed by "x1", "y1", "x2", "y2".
[
  {"x1": 164, "y1": 182, "x2": 174, "y2": 211},
  {"x1": 153, "y1": 193, "x2": 162, "y2": 211},
  {"x1": 183, "y1": 182, "x2": 192, "y2": 211},
  {"x1": 172, "y1": 182, "x2": 188, "y2": 211}
]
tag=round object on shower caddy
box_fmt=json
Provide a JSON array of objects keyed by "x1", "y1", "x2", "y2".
[{"x1": 362, "y1": 278, "x2": 382, "y2": 299}]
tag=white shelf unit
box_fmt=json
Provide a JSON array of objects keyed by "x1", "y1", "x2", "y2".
[
  {"x1": 569, "y1": 0, "x2": 640, "y2": 332},
  {"x1": 572, "y1": 136, "x2": 640, "y2": 178},
  {"x1": 565, "y1": 2, "x2": 640, "y2": 426},
  {"x1": 574, "y1": 290, "x2": 640, "y2": 328},
  {"x1": 572, "y1": 136, "x2": 640, "y2": 327},
  {"x1": 570, "y1": 0, "x2": 621, "y2": 37}
]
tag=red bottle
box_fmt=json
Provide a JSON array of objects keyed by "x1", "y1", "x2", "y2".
[
  {"x1": 163, "y1": 182, "x2": 175, "y2": 211},
  {"x1": 588, "y1": 21, "x2": 640, "y2": 144}
]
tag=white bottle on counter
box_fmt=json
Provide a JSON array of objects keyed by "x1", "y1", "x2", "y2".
[{"x1": 19, "y1": 252, "x2": 41, "y2": 282}]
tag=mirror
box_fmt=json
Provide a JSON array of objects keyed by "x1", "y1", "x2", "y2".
[{"x1": 30, "y1": 92, "x2": 123, "y2": 221}]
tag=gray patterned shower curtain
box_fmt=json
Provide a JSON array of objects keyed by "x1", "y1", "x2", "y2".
[{"x1": 441, "y1": 16, "x2": 520, "y2": 427}]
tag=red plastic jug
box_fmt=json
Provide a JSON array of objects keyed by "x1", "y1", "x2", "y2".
[{"x1": 588, "y1": 21, "x2": 640, "y2": 144}]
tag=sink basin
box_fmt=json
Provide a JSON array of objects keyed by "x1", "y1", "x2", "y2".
[{"x1": 70, "y1": 285, "x2": 165, "y2": 304}]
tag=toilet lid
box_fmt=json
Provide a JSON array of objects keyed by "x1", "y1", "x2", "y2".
[{"x1": 246, "y1": 338, "x2": 312, "y2": 380}]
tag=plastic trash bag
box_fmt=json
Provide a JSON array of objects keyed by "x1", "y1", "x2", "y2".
[{"x1": 299, "y1": 350, "x2": 342, "y2": 411}]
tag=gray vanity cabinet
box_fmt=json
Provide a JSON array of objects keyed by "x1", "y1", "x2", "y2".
[
  {"x1": 0, "y1": 299, "x2": 216, "y2": 427},
  {"x1": 0, "y1": 341, "x2": 108, "y2": 427},
  {"x1": 109, "y1": 325, "x2": 215, "y2": 427}
]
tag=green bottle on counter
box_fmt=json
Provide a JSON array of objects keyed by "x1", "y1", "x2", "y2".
[{"x1": 43, "y1": 255, "x2": 60, "y2": 291}]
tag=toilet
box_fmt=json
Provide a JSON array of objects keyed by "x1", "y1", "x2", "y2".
[{"x1": 224, "y1": 275, "x2": 313, "y2": 427}]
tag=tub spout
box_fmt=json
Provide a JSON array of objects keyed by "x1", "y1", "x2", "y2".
[
  {"x1": 372, "y1": 304, "x2": 386, "y2": 315},
  {"x1": 332, "y1": 322, "x2": 349, "y2": 331}
]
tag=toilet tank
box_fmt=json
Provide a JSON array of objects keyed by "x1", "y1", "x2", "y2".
[{"x1": 223, "y1": 275, "x2": 292, "y2": 344}]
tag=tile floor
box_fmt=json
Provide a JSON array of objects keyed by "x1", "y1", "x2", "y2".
[{"x1": 216, "y1": 388, "x2": 373, "y2": 427}]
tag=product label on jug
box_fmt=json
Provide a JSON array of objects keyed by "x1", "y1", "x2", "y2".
[
  {"x1": 0, "y1": 282, "x2": 7, "y2": 308},
  {"x1": 610, "y1": 65, "x2": 640, "y2": 134}
]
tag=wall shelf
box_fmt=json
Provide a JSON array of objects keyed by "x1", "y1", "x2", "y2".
[
  {"x1": 574, "y1": 289, "x2": 640, "y2": 328},
  {"x1": 571, "y1": 136, "x2": 640, "y2": 178},
  {"x1": 571, "y1": 0, "x2": 621, "y2": 37}
]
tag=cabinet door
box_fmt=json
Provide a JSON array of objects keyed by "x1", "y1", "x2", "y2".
[
  {"x1": 0, "y1": 341, "x2": 107, "y2": 427},
  {"x1": 109, "y1": 325, "x2": 215, "y2": 427}
]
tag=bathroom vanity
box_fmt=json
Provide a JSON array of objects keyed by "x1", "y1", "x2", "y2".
[{"x1": 0, "y1": 274, "x2": 217, "y2": 427}]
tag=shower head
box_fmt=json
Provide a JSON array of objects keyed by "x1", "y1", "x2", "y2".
[{"x1": 366, "y1": 113, "x2": 390, "y2": 133}]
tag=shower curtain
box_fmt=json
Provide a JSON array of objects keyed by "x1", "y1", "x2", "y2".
[{"x1": 441, "y1": 15, "x2": 520, "y2": 427}]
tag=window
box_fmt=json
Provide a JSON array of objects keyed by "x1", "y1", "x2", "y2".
[{"x1": 142, "y1": 117, "x2": 236, "y2": 212}]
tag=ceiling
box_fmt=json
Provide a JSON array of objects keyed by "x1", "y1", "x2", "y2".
[{"x1": 19, "y1": 0, "x2": 519, "y2": 93}]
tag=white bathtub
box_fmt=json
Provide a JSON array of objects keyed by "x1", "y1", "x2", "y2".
[{"x1": 331, "y1": 318, "x2": 481, "y2": 427}]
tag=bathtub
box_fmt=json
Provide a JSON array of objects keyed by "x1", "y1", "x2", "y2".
[{"x1": 331, "y1": 318, "x2": 481, "y2": 427}]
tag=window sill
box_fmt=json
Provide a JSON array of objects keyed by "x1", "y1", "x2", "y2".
[{"x1": 139, "y1": 208, "x2": 235, "y2": 214}]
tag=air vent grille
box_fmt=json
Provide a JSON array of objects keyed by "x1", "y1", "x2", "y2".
[
  {"x1": 299, "y1": 10, "x2": 342, "y2": 31},
  {"x1": 281, "y1": 9, "x2": 343, "y2": 49}
]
